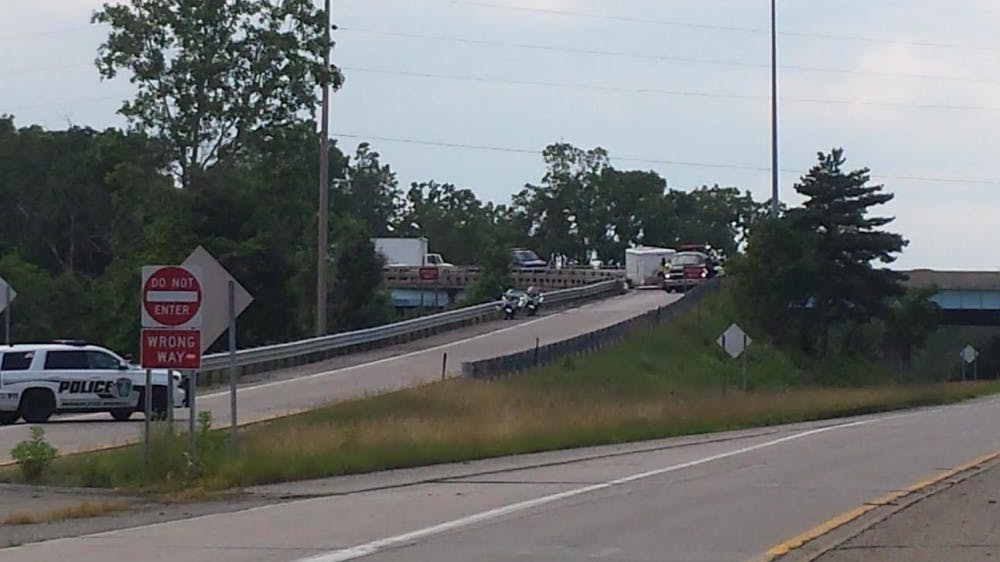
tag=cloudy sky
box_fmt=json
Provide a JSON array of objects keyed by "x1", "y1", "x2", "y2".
[{"x1": 3, "y1": 0, "x2": 998, "y2": 270}]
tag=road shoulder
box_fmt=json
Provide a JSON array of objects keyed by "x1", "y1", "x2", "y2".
[{"x1": 772, "y1": 451, "x2": 1000, "y2": 562}]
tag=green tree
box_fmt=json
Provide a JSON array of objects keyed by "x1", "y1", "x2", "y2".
[
  {"x1": 93, "y1": 0, "x2": 342, "y2": 189},
  {"x1": 334, "y1": 143, "x2": 402, "y2": 236},
  {"x1": 328, "y1": 221, "x2": 393, "y2": 332},
  {"x1": 882, "y1": 287, "x2": 941, "y2": 370},
  {"x1": 789, "y1": 148, "x2": 908, "y2": 352}
]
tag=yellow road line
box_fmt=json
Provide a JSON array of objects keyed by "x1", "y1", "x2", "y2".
[{"x1": 762, "y1": 449, "x2": 1000, "y2": 560}]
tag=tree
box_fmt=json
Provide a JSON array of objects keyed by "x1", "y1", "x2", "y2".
[
  {"x1": 515, "y1": 143, "x2": 610, "y2": 262},
  {"x1": 737, "y1": 149, "x2": 910, "y2": 357},
  {"x1": 328, "y1": 221, "x2": 393, "y2": 332},
  {"x1": 93, "y1": 0, "x2": 342, "y2": 189},
  {"x1": 788, "y1": 148, "x2": 908, "y2": 352},
  {"x1": 333, "y1": 143, "x2": 402, "y2": 236},
  {"x1": 399, "y1": 180, "x2": 499, "y2": 265},
  {"x1": 731, "y1": 217, "x2": 822, "y2": 351},
  {"x1": 882, "y1": 287, "x2": 941, "y2": 370}
]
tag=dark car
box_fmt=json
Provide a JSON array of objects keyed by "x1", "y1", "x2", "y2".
[{"x1": 510, "y1": 249, "x2": 547, "y2": 269}]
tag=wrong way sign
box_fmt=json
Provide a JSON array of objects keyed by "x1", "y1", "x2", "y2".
[
  {"x1": 141, "y1": 329, "x2": 201, "y2": 369},
  {"x1": 141, "y1": 266, "x2": 203, "y2": 329}
]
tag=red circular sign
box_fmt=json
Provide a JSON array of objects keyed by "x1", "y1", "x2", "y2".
[{"x1": 143, "y1": 266, "x2": 202, "y2": 327}]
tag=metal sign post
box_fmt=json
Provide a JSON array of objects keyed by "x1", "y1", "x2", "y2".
[
  {"x1": 961, "y1": 345, "x2": 978, "y2": 382},
  {"x1": 144, "y1": 368, "x2": 152, "y2": 471},
  {"x1": 228, "y1": 280, "x2": 238, "y2": 447},
  {"x1": 189, "y1": 371, "x2": 197, "y2": 452},
  {"x1": 718, "y1": 324, "x2": 752, "y2": 393},
  {"x1": 3, "y1": 284, "x2": 10, "y2": 347}
]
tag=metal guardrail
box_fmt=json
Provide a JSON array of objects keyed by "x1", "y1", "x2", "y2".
[
  {"x1": 461, "y1": 279, "x2": 721, "y2": 380},
  {"x1": 197, "y1": 279, "x2": 624, "y2": 381}
]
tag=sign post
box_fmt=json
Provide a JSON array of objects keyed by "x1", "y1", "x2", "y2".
[
  {"x1": 717, "y1": 323, "x2": 752, "y2": 393},
  {"x1": 0, "y1": 277, "x2": 16, "y2": 346},
  {"x1": 141, "y1": 265, "x2": 203, "y2": 458},
  {"x1": 228, "y1": 280, "x2": 238, "y2": 447},
  {"x1": 961, "y1": 345, "x2": 978, "y2": 382}
]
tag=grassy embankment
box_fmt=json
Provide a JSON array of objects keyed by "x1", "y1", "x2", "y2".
[{"x1": 8, "y1": 287, "x2": 1000, "y2": 492}]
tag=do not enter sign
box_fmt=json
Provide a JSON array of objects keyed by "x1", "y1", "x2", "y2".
[{"x1": 142, "y1": 266, "x2": 203, "y2": 329}]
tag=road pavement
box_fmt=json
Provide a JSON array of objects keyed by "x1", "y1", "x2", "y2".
[
  {"x1": 810, "y1": 456, "x2": 1000, "y2": 562},
  {"x1": 0, "y1": 290, "x2": 681, "y2": 463},
  {"x1": 1, "y1": 394, "x2": 996, "y2": 561}
]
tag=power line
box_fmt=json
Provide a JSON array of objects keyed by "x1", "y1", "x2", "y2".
[
  {"x1": 431, "y1": 0, "x2": 1000, "y2": 53},
  {"x1": 332, "y1": 132, "x2": 1000, "y2": 186},
  {"x1": 341, "y1": 66, "x2": 1000, "y2": 112},
  {"x1": 339, "y1": 27, "x2": 1000, "y2": 87},
  {"x1": 0, "y1": 23, "x2": 107, "y2": 42}
]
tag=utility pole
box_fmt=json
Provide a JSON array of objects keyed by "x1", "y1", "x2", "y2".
[
  {"x1": 316, "y1": 0, "x2": 332, "y2": 336},
  {"x1": 770, "y1": 0, "x2": 779, "y2": 218}
]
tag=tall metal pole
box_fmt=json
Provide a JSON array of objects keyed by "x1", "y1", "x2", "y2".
[
  {"x1": 770, "y1": 0, "x2": 779, "y2": 218},
  {"x1": 316, "y1": 0, "x2": 332, "y2": 336}
]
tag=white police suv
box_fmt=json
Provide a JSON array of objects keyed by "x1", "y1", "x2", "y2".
[{"x1": 0, "y1": 341, "x2": 188, "y2": 425}]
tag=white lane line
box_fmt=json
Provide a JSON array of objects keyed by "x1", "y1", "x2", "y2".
[{"x1": 291, "y1": 412, "x2": 916, "y2": 562}]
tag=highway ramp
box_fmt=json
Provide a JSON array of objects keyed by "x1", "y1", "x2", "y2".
[
  {"x1": 1, "y1": 395, "x2": 996, "y2": 561},
  {"x1": 0, "y1": 289, "x2": 682, "y2": 463}
]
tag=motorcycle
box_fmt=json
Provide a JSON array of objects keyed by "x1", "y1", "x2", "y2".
[
  {"x1": 523, "y1": 291, "x2": 543, "y2": 316},
  {"x1": 499, "y1": 291, "x2": 520, "y2": 320}
]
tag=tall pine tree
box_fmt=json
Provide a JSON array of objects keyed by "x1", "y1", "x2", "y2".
[{"x1": 788, "y1": 148, "x2": 908, "y2": 352}]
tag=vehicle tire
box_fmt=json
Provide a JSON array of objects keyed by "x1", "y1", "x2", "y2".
[
  {"x1": 20, "y1": 389, "x2": 55, "y2": 424},
  {"x1": 0, "y1": 410, "x2": 18, "y2": 425},
  {"x1": 136, "y1": 387, "x2": 169, "y2": 421},
  {"x1": 109, "y1": 408, "x2": 133, "y2": 421}
]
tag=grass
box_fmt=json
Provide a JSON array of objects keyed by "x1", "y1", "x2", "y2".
[
  {"x1": 1, "y1": 500, "x2": 131, "y2": 526},
  {"x1": 6, "y1": 286, "x2": 1000, "y2": 492}
]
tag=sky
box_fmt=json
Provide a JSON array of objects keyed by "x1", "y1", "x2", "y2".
[{"x1": 2, "y1": 0, "x2": 999, "y2": 270}]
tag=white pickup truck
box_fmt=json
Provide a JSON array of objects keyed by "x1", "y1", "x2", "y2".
[{"x1": 0, "y1": 341, "x2": 187, "y2": 424}]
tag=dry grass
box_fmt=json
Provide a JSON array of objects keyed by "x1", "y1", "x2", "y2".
[{"x1": 1, "y1": 500, "x2": 131, "y2": 526}]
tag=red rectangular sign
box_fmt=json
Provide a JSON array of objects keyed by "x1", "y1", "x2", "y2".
[
  {"x1": 418, "y1": 267, "x2": 440, "y2": 282},
  {"x1": 141, "y1": 329, "x2": 201, "y2": 369}
]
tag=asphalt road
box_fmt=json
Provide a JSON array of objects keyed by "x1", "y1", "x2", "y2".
[
  {"x1": 811, "y1": 456, "x2": 1000, "y2": 562},
  {"x1": 2, "y1": 395, "x2": 997, "y2": 562},
  {"x1": 0, "y1": 289, "x2": 682, "y2": 463}
]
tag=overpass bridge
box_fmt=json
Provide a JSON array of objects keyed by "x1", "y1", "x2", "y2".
[
  {"x1": 903, "y1": 269, "x2": 1000, "y2": 325},
  {"x1": 383, "y1": 266, "x2": 625, "y2": 309}
]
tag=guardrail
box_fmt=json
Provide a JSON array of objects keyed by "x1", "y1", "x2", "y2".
[
  {"x1": 196, "y1": 279, "x2": 625, "y2": 385},
  {"x1": 461, "y1": 279, "x2": 721, "y2": 380},
  {"x1": 383, "y1": 266, "x2": 625, "y2": 291}
]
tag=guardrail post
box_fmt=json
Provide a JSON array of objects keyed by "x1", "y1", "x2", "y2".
[{"x1": 442, "y1": 352, "x2": 448, "y2": 381}]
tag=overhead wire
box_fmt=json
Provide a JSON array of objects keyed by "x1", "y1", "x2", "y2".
[
  {"x1": 339, "y1": 27, "x2": 1000, "y2": 87},
  {"x1": 331, "y1": 133, "x2": 1000, "y2": 186},
  {"x1": 431, "y1": 0, "x2": 1000, "y2": 53}
]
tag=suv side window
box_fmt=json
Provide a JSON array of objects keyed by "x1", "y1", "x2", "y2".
[
  {"x1": 1, "y1": 352, "x2": 34, "y2": 371},
  {"x1": 86, "y1": 351, "x2": 121, "y2": 370},
  {"x1": 44, "y1": 350, "x2": 89, "y2": 370}
]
